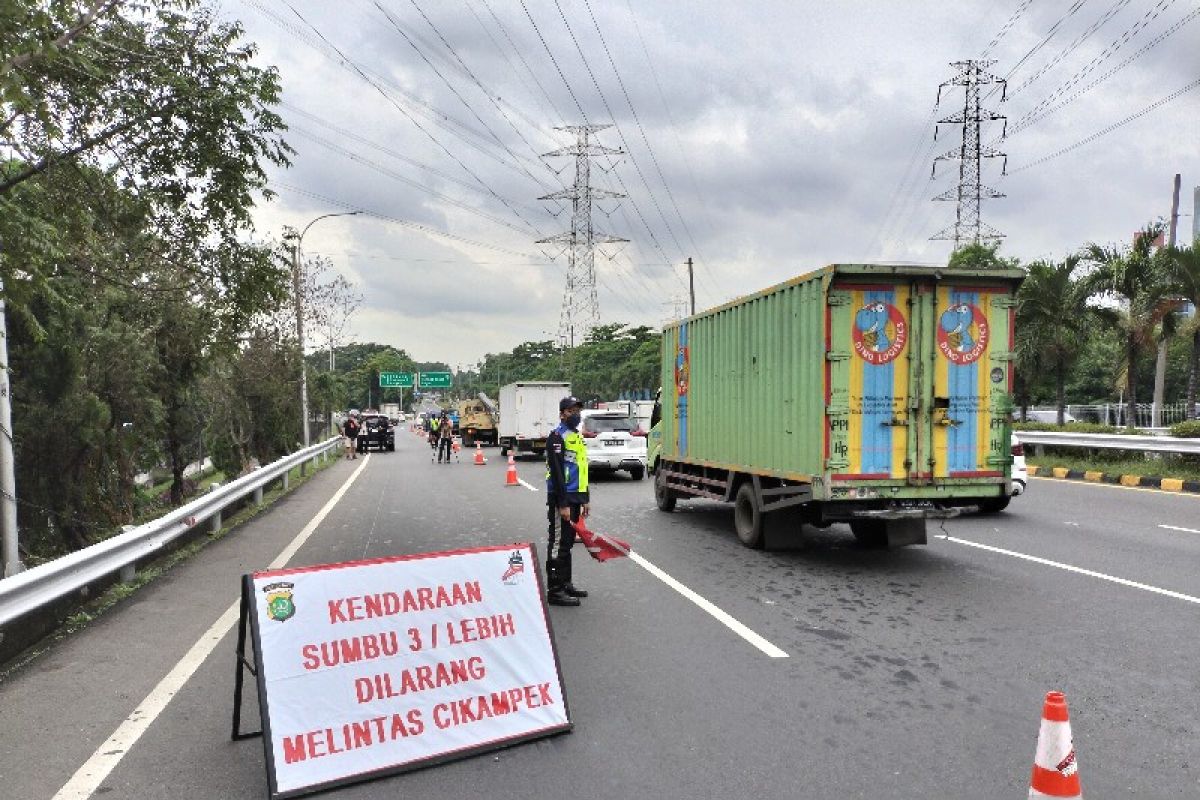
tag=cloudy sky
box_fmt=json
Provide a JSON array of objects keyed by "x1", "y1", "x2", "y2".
[{"x1": 218, "y1": 0, "x2": 1200, "y2": 367}]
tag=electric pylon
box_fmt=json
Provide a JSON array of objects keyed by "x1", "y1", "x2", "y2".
[
  {"x1": 930, "y1": 60, "x2": 1008, "y2": 247},
  {"x1": 538, "y1": 125, "x2": 628, "y2": 348}
]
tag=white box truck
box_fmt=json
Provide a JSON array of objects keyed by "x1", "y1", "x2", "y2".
[{"x1": 498, "y1": 381, "x2": 570, "y2": 457}]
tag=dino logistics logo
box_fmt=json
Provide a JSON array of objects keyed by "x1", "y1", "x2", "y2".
[
  {"x1": 852, "y1": 302, "x2": 907, "y2": 365},
  {"x1": 674, "y1": 345, "x2": 690, "y2": 397},
  {"x1": 262, "y1": 581, "x2": 296, "y2": 623},
  {"x1": 937, "y1": 303, "x2": 990, "y2": 365}
]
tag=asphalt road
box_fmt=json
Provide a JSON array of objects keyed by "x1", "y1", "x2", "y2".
[{"x1": 2, "y1": 428, "x2": 1197, "y2": 799}]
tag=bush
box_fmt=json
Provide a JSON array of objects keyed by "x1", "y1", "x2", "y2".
[
  {"x1": 1169, "y1": 420, "x2": 1200, "y2": 438},
  {"x1": 1012, "y1": 421, "x2": 1124, "y2": 434}
]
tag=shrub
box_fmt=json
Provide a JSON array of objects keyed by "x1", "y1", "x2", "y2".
[
  {"x1": 1012, "y1": 421, "x2": 1122, "y2": 434},
  {"x1": 1169, "y1": 420, "x2": 1200, "y2": 438}
]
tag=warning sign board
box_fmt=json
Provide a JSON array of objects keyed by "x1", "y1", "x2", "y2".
[{"x1": 240, "y1": 544, "x2": 570, "y2": 798}]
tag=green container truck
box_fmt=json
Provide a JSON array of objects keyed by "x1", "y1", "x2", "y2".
[{"x1": 650, "y1": 262, "x2": 1025, "y2": 548}]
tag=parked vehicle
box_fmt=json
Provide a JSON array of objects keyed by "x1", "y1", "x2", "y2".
[
  {"x1": 356, "y1": 414, "x2": 395, "y2": 453},
  {"x1": 580, "y1": 410, "x2": 647, "y2": 479},
  {"x1": 498, "y1": 381, "x2": 571, "y2": 457},
  {"x1": 1022, "y1": 409, "x2": 1078, "y2": 424},
  {"x1": 651, "y1": 262, "x2": 1024, "y2": 548},
  {"x1": 458, "y1": 393, "x2": 499, "y2": 446},
  {"x1": 1009, "y1": 434, "x2": 1027, "y2": 498}
]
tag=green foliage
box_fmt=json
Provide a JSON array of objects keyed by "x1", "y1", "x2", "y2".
[
  {"x1": 948, "y1": 242, "x2": 1020, "y2": 271},
  {"x1": 1169, "y1": 421, "x2": 1200, "y2": 438},
  {"x1": 1012, "y1": 422, "x2": 1123, "y2": 434}
]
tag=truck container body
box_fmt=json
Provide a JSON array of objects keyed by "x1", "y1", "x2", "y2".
[
  {"x1": 498, "y1": 382, "x2": 571, "y2": 457},
  {"x1": 652, "y1": 263, "x2": 1023, "y2": 548}
]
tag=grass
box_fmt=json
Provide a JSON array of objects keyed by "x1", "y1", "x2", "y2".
[
  {"x1": 0, "y1": 451, "x2": 339, "y2": 679},
  {"x1": 1027, "y1": 452, "x2": 1200, "y2": 483}
]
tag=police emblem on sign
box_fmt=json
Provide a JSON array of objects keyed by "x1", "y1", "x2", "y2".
[
  {"x1": 262, "y1": 581, "x2": 296, "y2": 622},
  {"x1": 501, "y1": 551, "x2": 525, "y2": 585}
]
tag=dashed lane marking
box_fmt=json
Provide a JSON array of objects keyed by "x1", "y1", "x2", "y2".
[
  {"x1": 936, "y1": 533, "x2": 1200, "y2": 606},
  {"x1": 627, "y1": 552, "x2": 789, "y2": 658},
  {"x1": 1159, "y1": 524, "x2": 1200, "y2": 535},
  {"x1": 52, "y1": 455, "x2": 372, "y2": 800},
  {"x1": 517, "y1": 478, "x2": 538, "y2": 492}
]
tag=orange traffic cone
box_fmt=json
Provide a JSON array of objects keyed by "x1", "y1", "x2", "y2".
[
  {"x1": 505, "y1": 455, "x2": 520, "y2": 486},
  {"x1": 473, "y1": 442, "x2": 487, "y2": 466},
  {"x1": 1029, "y1": 691, "x2": 1082, "y2": 798}
]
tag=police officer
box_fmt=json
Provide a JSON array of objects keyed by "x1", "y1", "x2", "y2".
[{"x1": 544, "y1": 396, "x2": 589, "y2": 607}]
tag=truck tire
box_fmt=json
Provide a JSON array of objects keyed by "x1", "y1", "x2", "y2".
[
  {"x1": 654, "y1": 468, "x2": 676, "y2": 512},
  {"x1": 849, "y1": 520, "x2": 887, "y2": 548},
  {"x1": 733, "y1": 483, "x2": 764, "y2": 549},
  {"x1": 462, "y1": 432, "x2": 474, "y2": 447},
  {"x1": 978, "y1": 496, "x2": 1011, "y2": 514},
  {"x1": 629, "y1": 465, "x2": 645, "y2": 481}
]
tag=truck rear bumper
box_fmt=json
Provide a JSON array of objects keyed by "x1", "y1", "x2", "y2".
[{"x1": 850, "y1": 506, "x2": 963, "y2": 520}]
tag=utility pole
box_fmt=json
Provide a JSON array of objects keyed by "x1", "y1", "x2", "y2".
[
  {"x1": 538, "y1": 125, "x2": 628, "y2": 349},
  {"x1": 687, "y1": 257, "x2": 695, "y2": 317},
  {"x1": 0, "y1": 240, "x2": 23, "y2": 576},
  {"x1": 1153, "y1": 173, "x2": 1183, "y2": 428},
  {"x1": 930, "y1": 60, "x2": 1008, "y2": 249}
]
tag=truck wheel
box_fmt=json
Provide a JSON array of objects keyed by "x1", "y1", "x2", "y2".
[
  {"x1": 654, "y1": 469, "x2": 676, "y2": 512},
  {"x1": 849, "y1": 520, "x2": 887, "y2": 548},
  {"x1": 500, "y1": 445, "x2": 508, "y2": 456},
  {"x1": 629, "y1": 465, "x2": 645, "y2": 481},
  {"x1": 462, "y1": 433, "x2": 474, "y2": 447},
  {"x1": 733, "y1": 483, "x2": 764, "y2": 549},
  {"x1": 978, "y1": 496, "x2": 1010, "y2": 514}
]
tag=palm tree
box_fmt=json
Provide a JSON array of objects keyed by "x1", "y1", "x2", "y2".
[
  {"x1": 1081, "y1": 225, "x2": 1174, "y2": 422},
  {"x1": 1161, "y1": 238, "x2": 1200, "y2": 419},
  {"x1": 1016, "y1": 255, "x2": 1091, "y2": 424}
]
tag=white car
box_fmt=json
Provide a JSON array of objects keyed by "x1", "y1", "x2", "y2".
[
  {"x1": 579, "y1": 410, "x2": 647, "y2": 480},
  {"x1": 1011, "y1": 433, "x2": 1027, "y2": 496}
]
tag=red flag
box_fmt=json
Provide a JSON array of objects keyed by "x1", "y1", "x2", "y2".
[{"x1": 574, "y1": 519, "x2": 631, "y2": 562}]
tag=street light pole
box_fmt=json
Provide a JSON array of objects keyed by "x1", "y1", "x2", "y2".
[{"x1": 293, "y1": 211, "x2": 360, "y2": 453}]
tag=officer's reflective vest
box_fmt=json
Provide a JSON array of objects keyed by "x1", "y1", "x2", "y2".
[{"x1": 546, "y1": 423, "x2": 588, "y2": 495}]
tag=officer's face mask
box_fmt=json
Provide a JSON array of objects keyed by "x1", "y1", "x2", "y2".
[{"x1": 565, "y1": 413, "x2": 582, "y2": 428}]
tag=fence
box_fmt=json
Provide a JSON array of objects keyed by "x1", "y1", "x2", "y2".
[
  {"x1": 1049, "y1": 403, "x2": 1200, "y2": 428},
  {"x1": 1015, "y1": 430, "x2": 1200, "y2": 457},
  {"x1": 0, "y1": 436, "x2": 341, "y2": 629}
]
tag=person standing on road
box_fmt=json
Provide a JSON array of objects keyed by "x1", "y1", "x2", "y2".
[
  {"x1": 437, "y1": 414, "x2": 454, "y2": 463},
  {"x1": 544, "y1": 396, "x2": 590, "y2": 607},
  {"x1": 343, "y1": 413, "x2": 360, "y2": 460}
]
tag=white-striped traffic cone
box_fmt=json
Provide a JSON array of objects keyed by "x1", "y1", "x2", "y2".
[{"x1": 1029, "y1": 691, "x2": 1082, "y2": 798}]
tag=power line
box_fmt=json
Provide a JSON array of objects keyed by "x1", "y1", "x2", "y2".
[
  {"x1": 518, "y1": 0, "x2": 591, "y2": 124},
  {"x1": 271, "y1": 181, "x2": 536, "y2": 257},
  {"x1": 1006, "y1": 0, "x2": 1131, "y2": 96},
  {"x1": 982, "y1": 0, "x2": 1038, "y2": 58},
  {"x1": 371, "y1": 1, "x2": 556, "y2": 193},
  {"x1": 1007, "y1": 75, "x2": 1200, "y2": 172},
  {"x1": 1005, "y1": 6, "x2": 1200, "y2": 137},
  {"x1": 578, "y1": 0, "x2": 723, "y2": 304}
]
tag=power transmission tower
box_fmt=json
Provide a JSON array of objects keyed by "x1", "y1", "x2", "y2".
[
  {"x1": 538, "y1": 125, "x2": 627, "y2": 348},
  {"x1": 930, "y1": 60, "x2": 1008, "y2": 248}
]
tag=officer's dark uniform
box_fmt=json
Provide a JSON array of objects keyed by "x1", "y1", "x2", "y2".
[{"x1": 545, "y1": 400, "x2": 590, "y2": 606}]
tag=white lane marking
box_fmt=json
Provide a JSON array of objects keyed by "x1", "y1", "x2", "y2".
[
  {"x1": 517, "y1": 478, "x2": 538, "y2": 492},
  {"x1": 53, "y1": 455, "x2": 372, "y2": 800},
  {"x1": 936, "y1": 534, "x2": 1200, "y2": 606},
  {"x1": 1030, "y1": 475, "x2": 1200, "y2": 497},
  {"x1": 627, "y1": 551, "x2": 789, "y2": 658},
  {"x1": 1160, "y1": 524, "x2": 1200, "y2": 535}
]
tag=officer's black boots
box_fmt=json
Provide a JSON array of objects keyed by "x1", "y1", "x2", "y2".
[
  {"x1": 563, "y1": 583, "x2": 588, "y2": 598},
  {"x1": 546, "y1": 557, "x2": 582, "y2": 606}
]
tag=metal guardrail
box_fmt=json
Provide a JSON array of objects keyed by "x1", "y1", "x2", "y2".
[
  {"x1": 0, "y1": 437, "x2": 342, "y2": 629},
  {"x1": 1016, "y1": 431, "x2": 1200, "y2": 456}
]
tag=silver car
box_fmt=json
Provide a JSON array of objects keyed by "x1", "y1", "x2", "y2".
[{"x1": 579, "y1": 411, "x2": 647, "y2": 480}]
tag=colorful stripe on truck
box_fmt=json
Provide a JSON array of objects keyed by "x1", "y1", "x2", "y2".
[
  {"x1": 934, "y1": 286, "x2": 1005, "y2": 478},
  {"x1": 842, "y1": 284, "x2": 910, "y2": 479}
]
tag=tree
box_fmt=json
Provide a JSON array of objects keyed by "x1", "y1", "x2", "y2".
[
  {"x1": 1081, "y1": 225, "x2": 1174, "y2": 416},
  {"x1": 948, "y1": 241, "x2": 1020, "y2": 271},
  {"x1": 1161, "y1": 238, "x2": 1200, "y2": 419},
  {"x1": 1015, "y1": 256, "x2": 1092, "y2": 424}
]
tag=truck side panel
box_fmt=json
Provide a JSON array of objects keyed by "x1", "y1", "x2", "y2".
[{"x1": 660, "y1": 276, "x2": 826, "y2": 479}]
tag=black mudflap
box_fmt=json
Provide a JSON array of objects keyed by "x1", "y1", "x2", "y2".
[{"x1": 886, "y1": 518, "x2": 928, "y2": 548}]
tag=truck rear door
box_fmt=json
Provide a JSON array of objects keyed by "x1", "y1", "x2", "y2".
[{"x1": 826, "y1": 277, "x2": 1016, "y2": 486}]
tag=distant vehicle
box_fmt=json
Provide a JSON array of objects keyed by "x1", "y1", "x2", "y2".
[
  {"x1": 1010, "y1": 434, "x2": 1027, "y2": 497},
  {"x1": 1022, "y1": 409, "x2": 1078, "y2": 424},
  {"x1": 356, "y1": 414, "x2": 395, "y2": 453},
  {"x1": 498, "y1": 381, "x2": 570, "y2": 457},
  {"x1": 458, "y1": 394, "x2": 499, "y2": 446},
  {"x1": 580, "y1": 410, "x2": 647, "y2": 480}
]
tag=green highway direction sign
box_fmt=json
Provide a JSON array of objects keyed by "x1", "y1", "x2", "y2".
[
  {"x1": 418, "y1": 371, "x2": 452, "y2": 389},
  {"x1": 379, "y1": 371, "x2": 414, "y2": 388}
]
